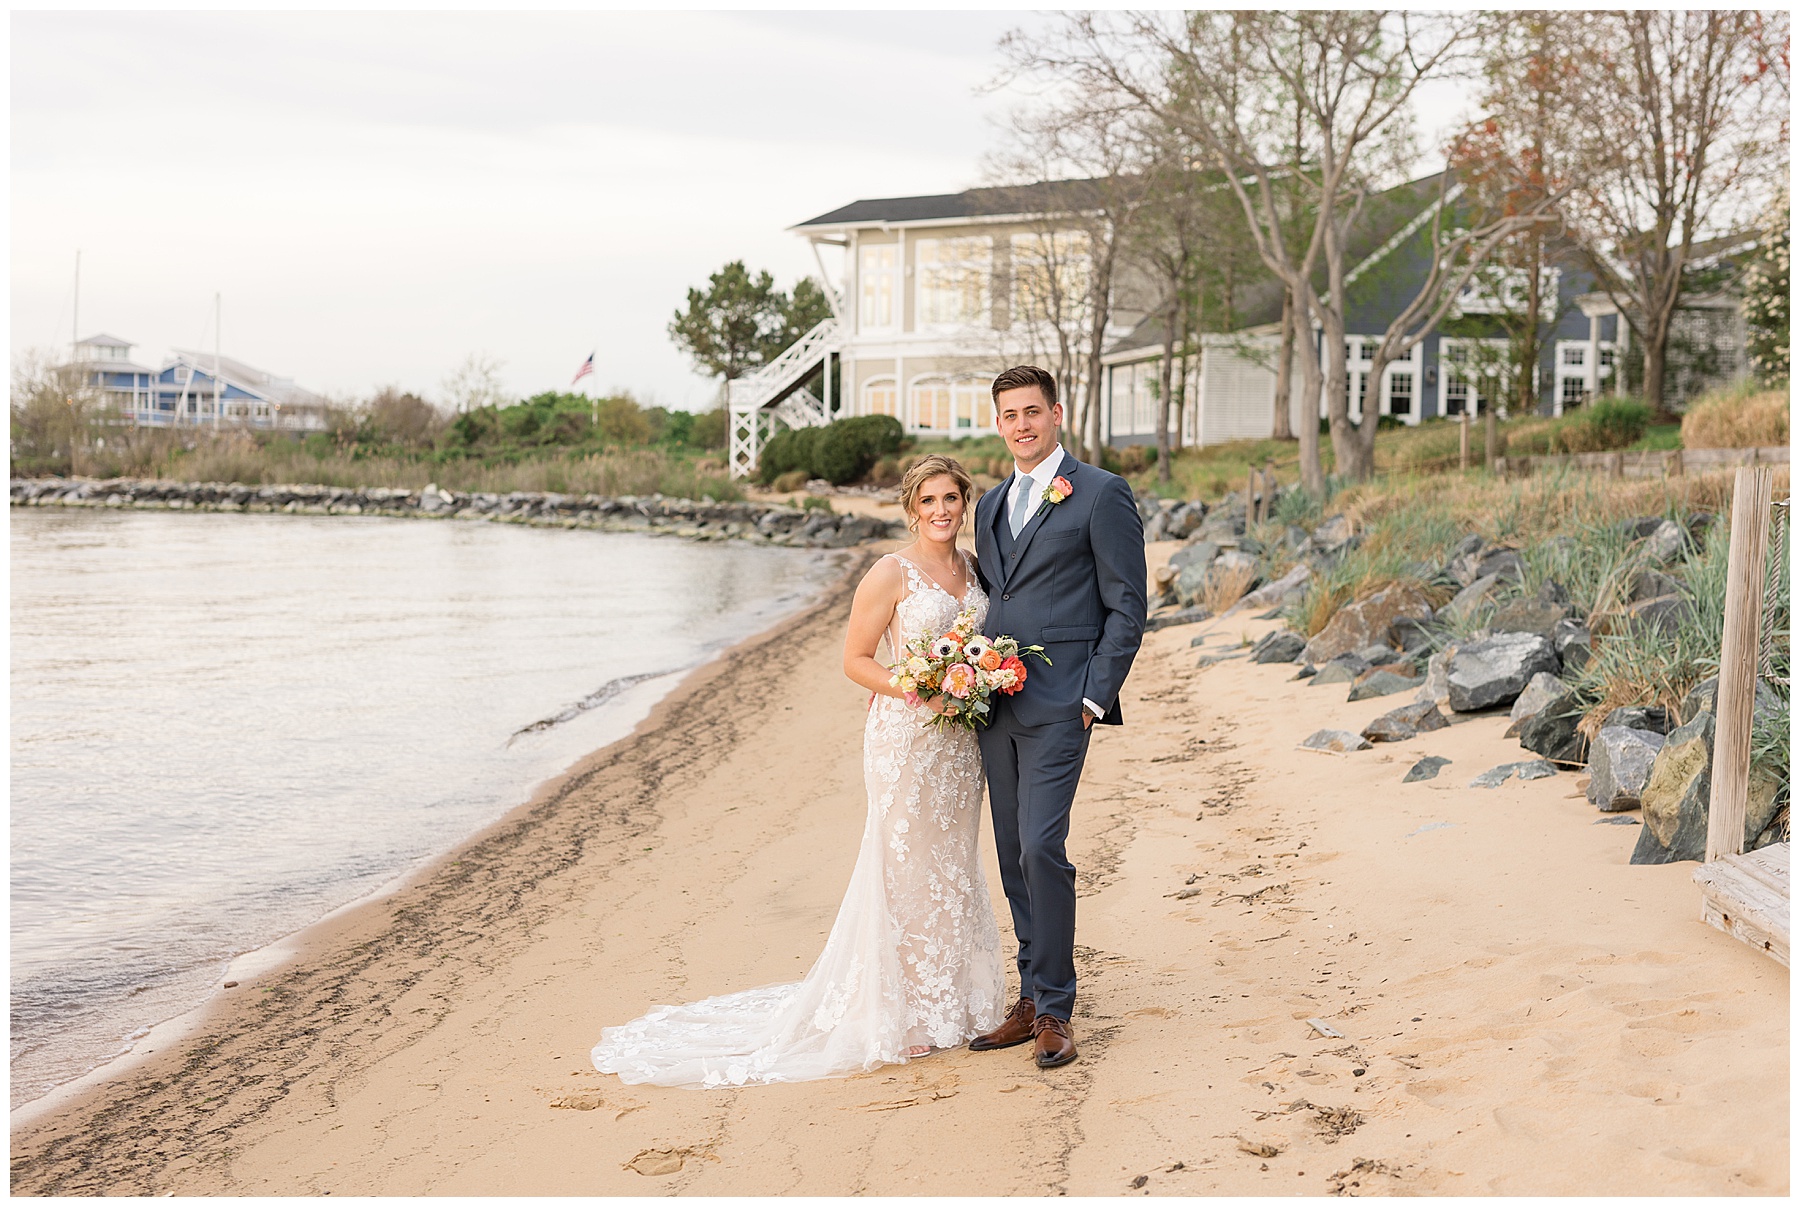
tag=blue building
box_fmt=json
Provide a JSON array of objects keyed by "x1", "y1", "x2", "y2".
[{"x1": 70, "y1": 336, "x2": 330, "y2": 432}]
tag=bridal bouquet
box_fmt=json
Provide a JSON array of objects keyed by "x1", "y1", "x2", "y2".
[{"x1": 889, "y1": 606, "x2": 1048, "y2": 730}]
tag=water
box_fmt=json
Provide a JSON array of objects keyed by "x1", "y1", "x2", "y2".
[{"x1": 10, "y1": 507, "x2": 837, "y2": 1109}]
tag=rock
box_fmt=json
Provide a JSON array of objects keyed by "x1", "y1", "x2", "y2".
[
  {"x1": 1168, "y1": 540, "x2": 1219, "y2": 576},
  {"x1": 1213, "y1": 549, "x2": 1260, "y2": 582},
  {"x1": 1250, "y1": 631, "x2": 1307, "y2": 664},
  {"x1": 1509, "y1": 671, "x2": 1570, "y2": 723},
  {"x1": 1347, "y1": 670, "x2": 1424, "y2": 702},
  {"x1": 1354, "y1": 643, "x2": 1401, "y2": 665},
  {"x1": 1414, "y1": 646, "x2": 1455, "y2": 705},
  {"x1": 1309, "y1": 661, "x2": 1361, "y2": 687},
  {"x1": 1621, "y1": 594, "x2": 1689, "y2": 637},
  {"x1": 1646, "y1": 519, "x2": 1686, "y2": 562},
  {"x1": 1363, "y1": 700, "x2": 1450, "y2": 742},
  {"x1": 1173, "y1": 547, "x2": 1221, "y2": 605},
  {"x1": 1630, "y1": 569, "x2": 1683, "y2": 603},
  {"x1": 1535, "y1": 579, "x2": 1571, "y2": 606},
  {"x1": 1390, "y1": 616, "x2": 1435, "y2": 653},
  {"x1": 1602, "y1": 705, "x2": 1671, "y2": 734},
  {"x1": 1446, "y1": 632, "x2": 1559, "y2": 712},
  {"x1": 1300, "y1": 584, "x2": 1434, "y2": 665},
  {"x1": 1233, "y1": 563, "x2": 1312, "y2": 613},
  {"x1": 1474, "y1": 548, "x2": 1524, "y2": 584},
  {"x1": 1635, "y1": 713, "x2": 1714, "y2": 863},
  {"x1": 1292, "y1": 663, "x2": 1317, "y2": 680},
  {"x1": 1403, "y1": 755, "x2": 1453, "y2": 782},
  {"x1": 1634, "y1": 708, "x2": 1786, "y2": 864},
  {"x1": 1302, "y1": 729, "x2": 1372, "y2": 754},
  {"x1": 1618, "y1": 515, "x2": 1666, "y2": 540},
  {"x1": 1553, "y1": 618, "x2": 1592, "y2": 672},
  {"x1": 1517, "y1": 692, "x2": 1588, "y2": 764},
  {"x1": 1144, "y1": 606, "x2": 1210, "y2": 633},
  {"x1": 1587, "y1": 727, "x2": 1666, "y2": 811},
  {"x1": 1311, "y1": 514, "x2": 1354, "y2": 552},
  {"x1": 1678, "y1": 675, "x2": 1784, "y2": 726},
  {"x1": 1470, "y1": 759, "x2": 1558, "y2": 788},
  {"x1": 1442, "y1": 573, "x2": 1504, "y2": 625},
  {"x1": 1488, "y1": 598, "x2": 1569, "y2": 641}
]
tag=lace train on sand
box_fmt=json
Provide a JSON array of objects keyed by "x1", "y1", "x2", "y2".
[{"x1": 591, "y1": 553, "x2": 1004, "y2": 1088}]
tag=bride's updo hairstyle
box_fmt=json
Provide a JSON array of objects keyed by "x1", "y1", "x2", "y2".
[{"x1": 898, "y1": 454, "x2": 975, "y2": 533}]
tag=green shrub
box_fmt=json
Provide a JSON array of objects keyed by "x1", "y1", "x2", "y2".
[
  {"x1": 757, "y1": 414, "x2": 903, "y2": 485},
  {"x1": 1556, "y1": 398, "x2": 1652, "y2": 453}
]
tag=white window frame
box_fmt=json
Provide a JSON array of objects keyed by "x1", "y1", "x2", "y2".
[
  {"x1": 858, "y1": 243, "x2": 898, "y2": 333},
  {"x1": 1009, "y1": 230, "x2": 1091, "y2": 330},
  {"x1": 912, "y1": 236, "x2": 991, "y2": 331},
  {"x1": 1437, "y1": 337, "x2": 1514, "y2": 419}
]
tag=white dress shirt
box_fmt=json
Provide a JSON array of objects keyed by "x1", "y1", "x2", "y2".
[{"x1": 1004, "y1": 444, "x2": 1104, "y2": 722}]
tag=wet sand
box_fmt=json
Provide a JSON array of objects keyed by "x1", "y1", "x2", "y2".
[{"x1": 10, "y1": 540, "x2": 1787, "y2": 1195}]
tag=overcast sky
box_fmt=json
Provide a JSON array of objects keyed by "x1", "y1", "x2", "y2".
[{"x1": 13, "y1": 11, "x2": 1475, "y2": 413}]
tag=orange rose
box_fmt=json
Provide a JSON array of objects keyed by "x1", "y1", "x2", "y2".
[{"x1": 977, "y1": 648, "x2": 1004, "y2": 672}]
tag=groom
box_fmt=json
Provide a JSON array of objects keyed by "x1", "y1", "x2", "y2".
[{"x1": 970, "y1": 365, "x2": 1147, "y2": 1069}]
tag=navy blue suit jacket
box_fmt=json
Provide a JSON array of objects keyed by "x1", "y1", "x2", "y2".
[{"x1": 974, "y1": 456, "x2": 1147, "y2": 727}]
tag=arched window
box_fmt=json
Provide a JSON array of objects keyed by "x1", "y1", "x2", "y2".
[{"x1": 863, "y1": 377, "x2": 897, "y2": 418}]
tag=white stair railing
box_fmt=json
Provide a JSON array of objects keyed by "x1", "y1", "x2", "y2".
[{"x1": 727, "y1": 309, "x2": 845, "y2": 478}]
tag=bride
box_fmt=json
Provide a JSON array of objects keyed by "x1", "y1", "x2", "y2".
[{"x1": 590, "y1": 454, "x2": 1005, "y2": 1087}]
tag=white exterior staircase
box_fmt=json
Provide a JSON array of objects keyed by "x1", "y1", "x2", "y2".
[{"x1": 727, "y1": 305, "x2": 844, "y2": 478}]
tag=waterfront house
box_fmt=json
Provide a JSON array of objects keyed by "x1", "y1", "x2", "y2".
[
  {"x1": 727, "y1": 174, "x2": 1752, "y2": 474},
  {"x1": 70, "y1": 337, "x2": 330, "y2": 432}
]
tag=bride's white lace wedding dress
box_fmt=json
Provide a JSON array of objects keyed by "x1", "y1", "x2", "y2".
[{"x1": 590, "y1": 552, "x2": 1005, "y2": 1088}]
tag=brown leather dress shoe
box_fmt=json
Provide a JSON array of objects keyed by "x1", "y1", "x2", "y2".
[
  {"x1": 1033, "y1": 1015, "x2": 1076, "y2": 1068},
  {"x1": 969, "y1": 997, "x2": 1036, "y2": 1051}
]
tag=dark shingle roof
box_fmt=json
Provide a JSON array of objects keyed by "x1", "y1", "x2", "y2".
[{"x1": 795, "y1": 178, "x2": 1107, "y2": 229}]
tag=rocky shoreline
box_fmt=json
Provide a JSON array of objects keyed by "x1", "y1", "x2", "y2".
[{"x1": 9, "y1": 477, "x2": 902, "y2": 548}]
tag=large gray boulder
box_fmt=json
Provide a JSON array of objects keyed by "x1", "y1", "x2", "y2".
[
  {"x1": 1250, "y1": 630, "x2": 1307, "y2": 664},
  {"x1": 1509, "y1": 671, "x2": 1570, "y2": 723},
  {"x1": 1489, "y1": 597, "x2": 1570, "y2": 641},
  {"x1": 1173, "y1": 551, "x2": 1219, "y2": 607},
  {"x1": 1442, "y1": 572, "x2": 1504, "y2": 625},
  {"x1": 1362, "y1": 700, "x2": 1450, "y2": 743},
  {"x1": 1348, "y1": 669, "x2": 1425, "y2": 702},
  {"x1": 1518, "y1": 692, "x2": 1588, "y2": 764},
  {"x1": 1169, "y1": 539, "x2": 1219, "y2": 576},
  {"x1": 1587, "y1": 727, "x2": 1666, "y2": 812},
  {"x1": 1301, "y1": 583, "x2": 1434, "y2": 665},
  {"x1": 1233, "y1": 563, "x2": 1312, "y2": 613},
  {"x1": 1446, "y1": 632, "x2": 1559, "y2": 712},
  {"x1": 1678, "y1": 674, "x2": 1784, "y2": 726},
  {"x1": 1633, "y1": 708, "x2": 1786, "y2": 864}
]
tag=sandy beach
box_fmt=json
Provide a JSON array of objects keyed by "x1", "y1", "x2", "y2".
[{"x1": 10, "y1": 536, "x2": 1787, "y2": 1196}]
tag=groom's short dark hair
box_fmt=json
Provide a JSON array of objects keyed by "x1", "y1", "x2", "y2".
[{"x1": 991, "y1": 365, "x2": 1057, "y2": 409}]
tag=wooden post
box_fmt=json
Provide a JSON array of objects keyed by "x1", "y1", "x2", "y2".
[
  {"x1": 1667, "y1": 448, "x2": 1684, "y2": 478},
  {"x1": 1247, "y1": 468, "x2": 1259, "y2": 525},
  {"x1": 1611, "y1": 450, "x2": 1625, "y2": 479},
  {"x1": 1459, "y1": 410, "x2": 1470, "y2": 470},
  {"x1": 1484, "y1": 406, "x2": 1497, "y2": 472},
  {"x1": 1706, "y1": 466, "x2": 1774, "y2": 862}
]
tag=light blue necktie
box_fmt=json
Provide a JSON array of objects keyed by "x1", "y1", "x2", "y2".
[{"x1": 1009, "y1": 474, "x2": 1038, "y2": 538}]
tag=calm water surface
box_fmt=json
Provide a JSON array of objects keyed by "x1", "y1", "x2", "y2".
[{"x1": 11, "y1": 508, "x2": 836, "y2": 1108}]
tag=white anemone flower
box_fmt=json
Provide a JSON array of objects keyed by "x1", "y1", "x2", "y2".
[
  {"x1": 930, "y1": 636, "x2": 958, "y2": 659},
  {"x1": 964, "y1": 636, "x2": 993, "y2": 662}
]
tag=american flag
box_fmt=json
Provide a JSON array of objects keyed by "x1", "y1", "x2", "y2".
[{"x1": 571, "y1": 352, "x2": 595, "y2": 386}]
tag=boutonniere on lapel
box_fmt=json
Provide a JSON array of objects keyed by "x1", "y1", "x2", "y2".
[{"x1": 1042, "y1": 475, "x2": 1073, "y2": 506}]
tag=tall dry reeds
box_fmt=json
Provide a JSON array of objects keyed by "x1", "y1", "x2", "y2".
[{"x1": 1680, "y1": 382, "x2": 1789, "y2": 449}]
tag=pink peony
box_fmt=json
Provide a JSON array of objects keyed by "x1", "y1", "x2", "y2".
[{"x1": 943, "y1": 662, "x2": 976, "y2": 699}]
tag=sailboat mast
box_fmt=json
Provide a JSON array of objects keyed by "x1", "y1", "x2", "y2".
[{"x1": 214, "y1": 292, "x2": 222, "y2": 429}]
